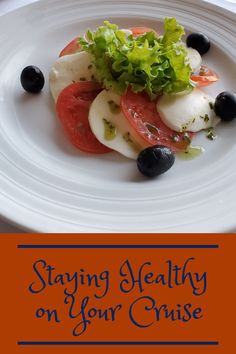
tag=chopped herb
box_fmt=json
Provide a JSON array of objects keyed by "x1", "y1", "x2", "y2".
[
  {"x1": 182, "y1": 132, "x2": 192, "y2": 144},
  {"x1": 103, "y1": 118, "x2": 116, "y2": 140},
  {"x1": 88, "y1": 64, "x2": 93, "y2": 69},
  {"x1": 107, "y1": 100, "x2": 121, "y2": 114},
  {"x1": 204, "y1": 114, "x2": 209, "y2": 122},
  {"x1": 181, "y1": 118, "x2": 195, "y2": 132},
  {"x1": 209, "y1": 102, "x2": 214, "y2": 110},
  {"x1": 123, "y1": 132, "x2": 142, "y2": 152},
  {"x1": 91, "y1": 74, "x2": 95, "y2": 80},
  {"x1": 206, "y1": 127, "x2": 217, "y2": 141},
  {"x1": 79, "y1": 77, "x2": 86, "y2": 81},
  {"x1": 200, "y1": 114, "x2": 210, "y2": 123},
  {"x1": 123, "y1": 132, "x2": 132, "y2": 143}
]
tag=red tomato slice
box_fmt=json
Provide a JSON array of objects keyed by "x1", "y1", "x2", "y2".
[
  {"x1": 121, "y1": 89, "x2": 194, "y2": 151},
  {"x1": 59, "y1": 37, "x2": 80, "y2": 57},
  {"x1": 130, "y1": 26, "x2": 158, "y2": 37},
  {"x1": 191, "y1": 65, "x2": 219, "y2": 87},
  {"x1": 56, "y1": 81, "x2": 111, "y2": 154}
]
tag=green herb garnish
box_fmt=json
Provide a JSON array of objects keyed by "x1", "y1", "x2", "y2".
[
  {"x1": 209, "y1": 102, "x2": 214, "y2": 110},
  {"x1": 206, "y1": 127, "x2": 217, "y2": 141},
  {"x1": 103, "y1": 118, "x2": 116, "y2": 140},
  {"x1": 107, "y1": 100, "x2": 121, "y2": 114},
  {"x1": 123, "y1": 132, "x2": 142, "y2": 152},
  {"x1": 200, "y1": 114, "x2": 210, "y2": 123}
]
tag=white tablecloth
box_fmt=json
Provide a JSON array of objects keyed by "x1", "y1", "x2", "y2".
[{"x1": 0, "y1": 0, "x2": 235, "y2": 233}]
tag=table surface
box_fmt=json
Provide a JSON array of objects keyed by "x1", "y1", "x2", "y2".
[{"x1": 0, "y1": 0, "x2": 235, "y2": 233}]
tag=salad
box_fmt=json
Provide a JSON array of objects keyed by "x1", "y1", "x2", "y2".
[{"x1": 20, "y1": 18, "x2": 236, "y2": 177}]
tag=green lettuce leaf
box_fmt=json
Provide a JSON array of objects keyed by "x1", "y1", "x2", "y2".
[{"x1": 79, "y1": 18, "x2": 194, "y2": 98}]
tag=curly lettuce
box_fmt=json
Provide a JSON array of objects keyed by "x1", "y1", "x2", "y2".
[{"x1": 79, "y1": 18, "x2": 194, "y2": 99}]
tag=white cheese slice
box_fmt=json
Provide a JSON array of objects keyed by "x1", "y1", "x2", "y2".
[
  {"x1": 186, "y1": 47, "x2": 202, "y2": 72},
  {"x1": 49, "y1": 51, "x2": 96, "y2": 101},
  {"x1": 157, "y1": 89, "x2": 220, "y2": 132},
  {"x1": 88, "y1": 90, "x2": 148, "y2": 159}
]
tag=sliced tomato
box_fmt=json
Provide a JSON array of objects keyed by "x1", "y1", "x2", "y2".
[
  {"x1": 59, "y1": 37, "x2": 81, "y2": 57},
  {"x1": 121, "y1": 89, "x2": 194, "y2": 151},
  {"x1": 130, "y1": 26, "x2": 158, "y2": 37},
  {"x1": 56, "y1": 81, "x2": 111, "y2": 154},
  {"x1": 191, "y1": 65, "x2": 219, "y2": 87}
]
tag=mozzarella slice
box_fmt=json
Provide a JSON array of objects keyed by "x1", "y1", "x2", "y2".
[
  {"x1": 157, "y1": 89, "x2": 220, "y2": 133},
  {"x1": 186, "y1": 47, "x2": 202, "y2": 72},
  {"x1": 89, "y1": 90, "x2": 148, "y2": 159},
  {"x1": 49, "y1": 51, "x2": 96, "y2": 101}
]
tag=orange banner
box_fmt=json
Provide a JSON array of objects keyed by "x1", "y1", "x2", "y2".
[{"x1": 0, "y1": 234, "x2": 235, "y2": 353}]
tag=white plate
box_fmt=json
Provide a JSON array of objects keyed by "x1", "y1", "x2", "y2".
[{"x1": 0, "y1": 0, "x2": 235, "y2": 232}]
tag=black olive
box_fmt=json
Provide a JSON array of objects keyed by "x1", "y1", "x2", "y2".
[
  {"x1": 137, "y1": 145, "x2": 175, "y2": 177},
  {"x1": 214, "y1": 91, "x2": 236, "y2": 121},
  {"x1": 186, "y1": 32, "x2": 210, "y2": 55},
  {"x1": 20, "y1": 65, "x2": 45, "y2": 93}
]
